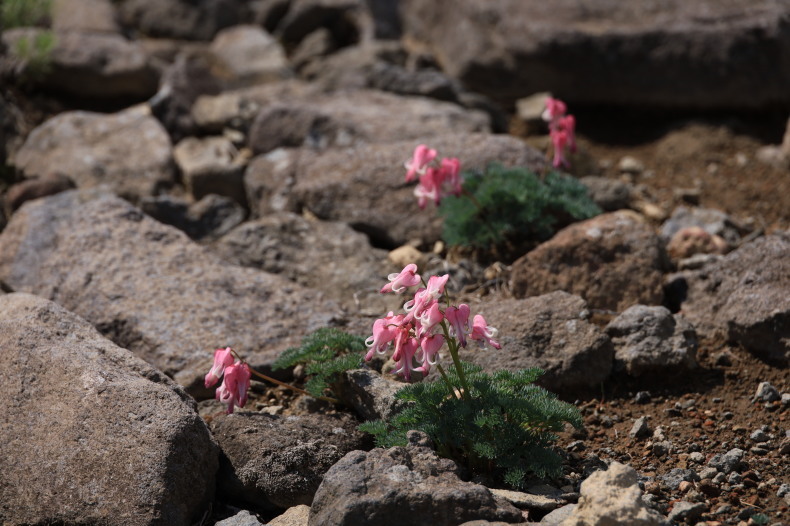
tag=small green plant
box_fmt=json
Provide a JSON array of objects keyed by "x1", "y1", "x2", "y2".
[
  {"x1": 1, "y1": 0, "x2": 52, "y2": 28},
  {"x1": 13, "y1": 30, "x2": 55, "y2": 78},
  {"x1": 360, "y1": 363, "x2": 582, "y2": 487},
  {"x1": 439, "y1": 163, "x2": 601, "y2": 258},
  {"x1": 272, "y1": 328, "x2": 365, "y2": 399}
]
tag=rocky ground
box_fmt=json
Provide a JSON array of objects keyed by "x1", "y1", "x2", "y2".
[{"x1": 0, "y1": 1, "x2": 788, "y2": 526}]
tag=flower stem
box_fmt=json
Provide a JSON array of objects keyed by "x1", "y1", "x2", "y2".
[
  {"x1": 439, "y1": 320, "x2": 471, "y2": 401},
  {"x1": 230, "y1": 349, "x2": 339, "y2": 404}
]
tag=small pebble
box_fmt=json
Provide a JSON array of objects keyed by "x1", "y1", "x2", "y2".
[
  {"x1": 634, "y1": 391, "x2": 651, "y2": 404},
  {"x1": 749, "y1": 430, "x2": 769, "y2": 442},
  {"x1": 688, "y1": 452, "x2": 705, "y2": 464},
  {"x1": 699, "y1": 467, "x2": 718, "y2": 480},
  {"x1": 752, "y1": 382, "x2": 780, "y2": 403}
]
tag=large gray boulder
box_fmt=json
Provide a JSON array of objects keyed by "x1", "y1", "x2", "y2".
[
  {"x1": 511, "y1": 211, "x2": 667, "y2": 312},
  {"x1": 456, "y1": 292, "x2": 613, "y2": 392},
  {"x1": 400, "y1": 0, "x2": 790, "y2": 110},
  {"x1": 0, "y1": 293, "x2": 218, "y2": 526},
  {"x1": 0, "y1": 190, "x2": 339, "y2": 394},
  {"x1": 675, "y1": 232, "x2": 790, "y2": 364},
  {"x1": 118, "y1": 0, "x2": 248, "y2": 41},
  {"x1": 246, "y1": 134, "x2": 546, "y2": 247},
  {"x1": 309, "y1": 445, "x2": 524, "y2": 526},
  {"x1": 210, "y1": 412, "x2": 368, "y2": 510},
  {"x1": 13, "y1": 106, "x2": 174, "y2": 201}
]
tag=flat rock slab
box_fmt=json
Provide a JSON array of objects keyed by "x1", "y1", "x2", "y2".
[
  {"x1": 0, "y1": 293, "x2": 217, "y2": 526},
  {"x1": 248, "y1": 133, "x2": 546, "y2": 247},
  {"x1": 676, "y1": 232, "x2": 790, "y2": 364},
  {"x1": 210, "y1": 412, "x2": 368, "y2": 509},
  {"x1": 0, "y1": 190, "x2": 339, "y2": 394},
  {"x1": 510, "y1": 211, "x2": 667, "y2": 312},
  {"x1": 456, "y1": 292, "x2": 613, "y2": 393},
  {"x1": 309, "y1": 446, "x2": 523, "y2": 526},
  {"x1": 401, "y1": 0, "x2": 790, "y2": 110},
  {"x1": 13, "y1": 105, "x2": 174, "y2": 201}
]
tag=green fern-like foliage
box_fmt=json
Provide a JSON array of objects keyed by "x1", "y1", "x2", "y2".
[
  {"x1": 1, "y1": 0, "x2": 52, "y2": 28},
  {"x1": 438, "y1": 163, "x2": 600, "y2": 259},
  {"x1": 273, "y1": 328, "x2": 365, "y2": 399},
  {"x1": 359, "y1": 362, "x2": 582, "y2": 488}
]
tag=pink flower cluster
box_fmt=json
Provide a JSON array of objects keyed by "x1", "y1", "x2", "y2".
[
  {"x1": 204, "y1": 347, "x2": 251, "y2": 414},
  {"x1": 366, "y1": 264, "x2": 501, "y2": 381},
  {"x1": 542, "y1": 97, "x2": 577, "y2": 169},
  {"x1": 404, "y1": 145, "x2": 462, "y2": 209}
]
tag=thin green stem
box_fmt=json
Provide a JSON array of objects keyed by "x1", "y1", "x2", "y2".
[
  {"x1": 439, "y1": 320, "x2": 471, "y2": 401},
  {"x1": 229, "y1": 349, "x2": 339, "y2": 404}
]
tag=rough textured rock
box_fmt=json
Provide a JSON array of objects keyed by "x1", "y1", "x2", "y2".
[
  {"x1": 0, "y1": 293, "x2": 218, "y2": 526},
  {"x1": 676, "y1": 232, "x2": 790, "y2": 364},
  {"x1": 275, "y1": 0, "x2": 365, "y2": 48},
  {"x1": 248, "y1": 134, "x2": 546, "y2": 247},
  {"x1": 215, "y1": 510, "x2": 266, "y2": 526},
  {"x1": 247, "y1": 89, "x2": 490, "y2": 155},
  {"x1": 269, "y1": 505, "x2": 311, "y2": 526},
  {"x1": 2, "y1": 29, "x2": 158, "y2": 99},
  {"x1": 210, "y1": 412, "x2": 368, "y2": 510},
  {"x1": 13, "y1": 106, "x2": 174, "y2": 201},
  {"x1": 511, "y1": 211, "x2": 667, "y2": 312},
  {"x1": 454, "y1": 292, "x2": 613, "y2": 392},
  {"x1": 0, "y1": 190, "x2": 339, "y2": 393},
  {"x1": 52, "y1": 0, "x2": 120, "y2": 33},
  {"x1": 209, "y1": 25, "x2": 289, "y2": 88},
  {"x1": 173, "y1": 135, "x2": 248, "y2": 205},
  {"x1": 560, "y1": 462, "x2": 667, "y2": 526},
  {"x1": 666, "y1": 226, "x2": 729, "y2": 262},
  {"x1": 118, "y1": 0, "x2": 248, "y2": 41},
  {"x1": 605, "y1": 305, "x2": 698, "y2": 376},
  {"x1": 660, "y1": 206, "x2": 743, "y2": 245},
  {"x1": 3, "y1": 172, "x2": 75, "y2": 215},
  {"x1": 400, "y1": 0, "x2": 790, "y2": 110},
  {"x1": 211, "y1": 211, "x2": 400, "y2": 315},
  {"x1": 308, "y1": 446, "x2": 524, "y2": 526},
  {"x1": 579, "y1": 176, "x2": 633, "y2": 212},
  {"x1": 335, "y1": 368, "x2": 407, "y2": 421},
  {"x1": 141, "y1": 193, "x2": 246, "y2": 241}
]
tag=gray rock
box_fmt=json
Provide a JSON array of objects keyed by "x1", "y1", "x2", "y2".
[
  {"x1": 3, "y1": 29, "x2": 158, "y2": 99},
  {"x1": 511, "y1": 211, "x2": 667, "y2": 312},
  {"x1": 13, "y1": 106, "x2": 174, "y2": 201},
  {"x1": 215, "y1": 510, "x2": 266, "y2": 526},
  {"x1": 275, "y1": 134, "x2": 546, "y2": 248},
  {"x1": 489, "y1": 488, "x2": 563, "y2": 511},
  {"x1": 708, "y1": 448, "x2": 745, "y2": 475},
  {"x1": 119, "y1": 0, "x2": 248, "y2": 41},
  {"x1": 52, "y1": 0, "x2": 120, "y2": 33},
  {"x1": 3, "y1": 172, "x2": 75, "y2": 216},
  {"x1": 308, "y1": 446, "x2": 523, "y2": 526},
  {"x1": 753, "y1": 381, "x2": 781, "y2": 403},
  {"x1": 676, "y1": 232, "x2": 790, "y2": 364},
  {"x1": 268, "y1": 505, "x2": 311, "y2": 526},
  {"x1": 560, "y1": 462, "x2": 667, "y2": 526},
  {"x1": 541, "y1": 504, "x2": 576, "y2": 524},
  {"x1": 173, "y1": 135, "x2": 248, "y2": 205},
  {"x1": 660, "y1": 206, "x2": 742, "y2": 245},
  {"x1": 629, "y1": 416, "x2": 651, "y2": 439},
  {"x1": 246, "y1": 89, "x2": 490, "y2": 155},
  {"x1": 209, "y1": 25, "x2": 289, "y2": 88},
  {"x1": 667, "y1": 501, "x2": 706, "y2": 523},
  {"x1": 699, "y1": 467, "x2": 718, "y2": 480},
  {"x1": 335, "y1": 368, "x2": 407, "y2": 421},
  {"x1": 452, "y1": 292, "x2": 613, "y2": 393},
  {"x1": 605, "y1": 305, "x2": 697, "y2": 376},
  {"x1": 660, "y1": 468, "x2": 699, "y2": 491},
  {"x1": 400, "y1": 0, "x2": 790, "y2": 110},
  {"x1": 210, "y1": 412, "x2": 368, "y2": 509},
  {"x1": 0, "y1": 190, "x2": 338, "y2": 394},
  {"x1": 750, "y1": 429, "x2": 770, "y2": 443},
  {"x1": 0, "y1": 293, "x2": 217, "y2": 526},
  {"x1": 579, "y1": 176, "x2": 633, "y2": 212},
  {"x1": 211, "y1": 211, "x2": 398, "y2": 314},
  {"x1": 141, "y1": 193, "x2": 246, "y2": 241}
]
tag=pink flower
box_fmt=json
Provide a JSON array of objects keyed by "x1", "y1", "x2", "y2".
[
  {"x1": 417, "y1": 333, "x2": 444, "y2": 373},
  {"x1": 470, "y1": 314, "x2": 501, "y2": 349},
  {"x1": 380, "y1": 263, "x2": 421, "y2": 294},
  {"x1": 424, "y1": 274, "x2": 449, "y2": 302},
  {"x1": 404, "y1": 275, "x2": 448, "y2": 322},
  {"x1": 414, "y1": 167, "x2": 442, "y2": 209},
  {"x1": 417, "y1": 302, "x2": 444, "y2": 334},
  {"x1": 216, "y1": 362, "x2": 251, "y2": 414},
  {"x1": 365, "y1": 312, "x2": 401, "y2": 360},
  {"x1": 405, "y1": 144, "x2": 437, "y2": 182},
  {"x1": 204, "y1": 347, "x2": 235, "y2": 388},
  {"x1": 542, "y1": 97, "x2": 567, "y2": 124},
  {"x1": 445, "y1": 304, "x2": 471, "y2": 348},
  {"x1": 559, "y1": 115, "x2": 577, "y2": 153},
  {"x1": 440, "y1": 157, "x2": 462, "y2": 196},
  {"x1": 392, "y1": 336, "x2": 420, "y2": 381},
  {"x1": 550, "y1": 128, "x2": 569, "y2": 168}
]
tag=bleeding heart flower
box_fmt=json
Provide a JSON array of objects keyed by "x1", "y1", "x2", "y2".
[
  {"x1": 470, "y1": 314, "x2": 501, "y2": 349},
  {"x1": 445, "y1": 304, "x2": 471, "y2": 348},
  {"x1": 405, "y1": 144, "x2": 438, "y2": 182},
  {"x1": 380, "y1": 263, "x2": 421, "y2": 294},
  {"x1": 550, "y1": 128, "x2": 569, "y2": 168},
  {"x1": 204, "y1": 347, "x2": 235, "y2": 388},
  {"x1": 216, "y1": 362, "x2": 251, "y2": 414}
]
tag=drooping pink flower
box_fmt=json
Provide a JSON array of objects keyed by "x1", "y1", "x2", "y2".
[
  {"x1": 365, "y1": 312, "x2": 402, "y2": 360},
  {"x1": 404, "y1": 274, "x2": 448, "y2": 322},
  {"x1": 550, "y1": 128, "x2": 569, "y2": 168},
  {"x1": 445, "y1": 304, "x2": 471, "y2": 348},
  {"x1": 204, "y1": 347, "x2": 235, "y2": 388},
  {"x1": 216, "y1": 362, "x2": 251, "y2": 414},
  {"x1": 423, "y1": 274, "x2": 449, "y2": 302},
  {"x1": 391, "y1": 336, "x2": 420, "y2": 381},
  {"x1": 470, "y1": 314, "x2": 501, "y2": 349},
  {"x1": 558, "y1": 115, "x2": 577, "y2": 153},
  {"x1": 418, "y1": 333, "x2": 444, "y2": 371},
  {"x1": 405, "y1": 144, "x2": 437, "y2": 182},
  {"x1": 417, "y1": 302, "x2": 444, "y2": 335},
  {"x1": 414, "y1": 167, "x2": 442, "y2": 209},
  {"x1": 542, "y1": 97, "x2": 567, "y2": 125},
  {"x1": 440, "y1": 157, "x2": 462, "y2": 196},
  {"x1": 380, "y1": 263, "x2": 421, "y2": 294}
]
